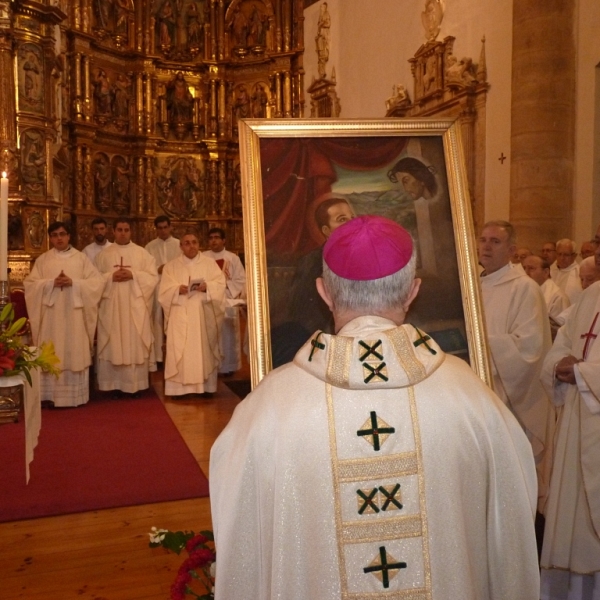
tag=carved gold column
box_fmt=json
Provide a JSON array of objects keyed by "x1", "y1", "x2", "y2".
[
  {"x1": 73, "y1": 1, "x2": 81, "y2": 30},
  {"x1": 145, "y1": 72, "x2": 152, "y2": 134},
  {"x1": 283, "y1": 70, "x2": 292, "y2": 117},
  {"x1": 209, "y1": 78, "x2": 217, "y2": 137},
  {"x1": 218, "y1": 78, "x2": 226, "y2": 138},
  {"x1": 136, "y1": 72, "x2": 144, "y2": 134},
  {"x1": 81, "y1": 0, "x2": 90, "y2": 34},
  {"x1": 0, "y1": 9, "x2": 17, "y2": 174},
  {"x1": 510, "y1": 0, "x2": 576, "y2": 246},
  {"x1": 283, "y1": 0, "x2": 291, "y2": 52},
  {"x1": 82, "y1": 54, "x2": 91, "y2": 121},
  {"x1": 73, "y1": 52, "x2": 84, "y2": 120},
  {"x1": 136, "y1": 156, "x2": 144, "y2": 214},
  {"x1": 219, "y1": 159, "x2": 227, "y2": 216},
  {"x1": 83, "y1": 147, "x2": 93, "y2": 209},
  {"x1": 75, "y1": 145, "x2": 84, "y2": 209},
  {"x1": 217, "y1": 0, "x2": 224, "y2": 61},
  {"x1": 274, "y1": 72, "x2": 282, "y2": 117},
  {"x1": 210, "y1": 0, "x2": 217, "y2": 60},
  {"x1": 144, "y1": 156, "x2": 152, "y2": 215}
]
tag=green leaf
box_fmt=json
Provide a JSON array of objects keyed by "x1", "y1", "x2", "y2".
[
  {"x1": 200, "y1": 530, "x2": 214, "y2": 542},
  {"x1": 23, "y1": 367, "x2": 32, "y2": 386},
  {"x1": 6, "y1": 318, "x2": 26, "y2": 337},
  {"x1": 0, "y1": 303, "x2": 12, "y2": 322}
]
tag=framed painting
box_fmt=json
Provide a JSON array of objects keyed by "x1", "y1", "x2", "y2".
[{"x1": 238, "y1": 118, "x2": 491, "y2": 389}]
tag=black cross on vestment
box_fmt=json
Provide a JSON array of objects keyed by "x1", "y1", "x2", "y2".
[
  {"x1": 308, "y1": 332, "x2": 325, "y2": 362},
  {"x1": 357, "y1": 488, "x2": 380, "y2": 514},
  {"x1": 358, "y1": 339, "x2": 384, "y2": 362},
  {"x1": 357, "y1": 411, "x2": 395, "y2": 451},
  {"x1": 363, "y1": 362, "x2": 388, "y2": 383},
  {"x1": 379, "y1": 484, "x2": 403, "y2": 511},
  {"x1": 363, "y1": 546, "x2": 407, "y2": 588}
]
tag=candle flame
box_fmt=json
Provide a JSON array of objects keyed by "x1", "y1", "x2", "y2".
[{"x1": 1, "y1": 172, "x2": 6, "y2": 178}]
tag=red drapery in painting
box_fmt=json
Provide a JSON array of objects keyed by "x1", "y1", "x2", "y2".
[{"x1": 259, "y1": 137, "x2": 409, "y2": 255}]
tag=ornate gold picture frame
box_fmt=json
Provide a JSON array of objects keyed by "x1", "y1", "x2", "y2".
[{"x1": 239, "y1": 118, "x2": 491, "y2": 388}]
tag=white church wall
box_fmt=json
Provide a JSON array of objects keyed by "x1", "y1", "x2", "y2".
[{"x1": 304, "y1": 0, "x2": 514, "y2": 228}]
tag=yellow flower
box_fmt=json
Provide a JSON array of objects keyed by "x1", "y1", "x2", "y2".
[{"x1": 36, "y1": 341, "x2": 61, "y2": 377}]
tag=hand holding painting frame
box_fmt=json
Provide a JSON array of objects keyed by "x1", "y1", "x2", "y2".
[{"x1": 238, "y1": 118, "x2": 491, "y2": 389}]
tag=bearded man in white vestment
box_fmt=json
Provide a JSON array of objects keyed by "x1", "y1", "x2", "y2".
[
  {"x1": 540, "y1": 228, "x2": 600, "y2": 600},
  {"x1": 478, "y1": 220, "x2": 553, "y2": 508},
  {"x1": 95, "y1": 218, "x2": 158, "y2": 394},
  {"x1": 159, "y1": 232, "x2": 226, "y2": 396},
  {"x1": 24, "y1": 222, "x2": 104, "y2": 407},
  {"x1": 82, "y1": 217, "x2": 112, "y2": 263},
  {"x1": 202, "y1": 227, "x2": 246, "y2": 374},
  {"x1": 145, "y1": 215, "x2": 180, "y2": 364},
  {"x1": 210, "y1": 216, "x2": 540, "y2": 600}
]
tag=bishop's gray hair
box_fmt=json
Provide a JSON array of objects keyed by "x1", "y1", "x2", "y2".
[{"x1": 322, "y1": 251, "x2": 417, "y2": 313}]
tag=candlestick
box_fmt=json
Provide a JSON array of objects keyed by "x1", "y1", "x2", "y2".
[{"x1": 0, "y1": 172, "x2": 8, "y2": 282}]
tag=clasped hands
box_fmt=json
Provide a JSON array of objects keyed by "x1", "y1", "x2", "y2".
[
  {"x1": 53, "y1": 270, "x2": 72, "y2": 288},
  {"x1": 555, "y1": 355, "x2": 581, "y2": 385},
  {"x1": 112, "y1": 267, "x2": 133, "y2": 282},
  {"x1": 179, "y1": 282, "x2": 207, "y2": 295}
]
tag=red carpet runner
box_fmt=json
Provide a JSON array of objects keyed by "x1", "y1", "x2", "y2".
[{"x1": 0, "y1": 388, "x2": 209, "y2": 522}]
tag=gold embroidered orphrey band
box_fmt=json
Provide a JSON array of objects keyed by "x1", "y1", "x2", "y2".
[{"x1": 326, "y1": 380, "x2": 432, "y2": 600}]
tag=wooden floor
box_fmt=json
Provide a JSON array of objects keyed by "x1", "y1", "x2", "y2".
[{"x1": 0, "y1": 370, "x2": 243, "y2": 600}]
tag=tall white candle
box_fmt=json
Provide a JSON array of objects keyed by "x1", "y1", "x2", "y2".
[{"x1": 0, "y1": 172, "x2": 8, "y2": 282}]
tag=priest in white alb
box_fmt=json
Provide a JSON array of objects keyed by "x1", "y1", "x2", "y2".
[
  {"x1": 553, "y1": 238, "x2": 582, "y2": 304},
  {"x1": 159, "y1": 230, "x2": 226, "y2": 396},
  {"x1": 24, "y1": 221, "x2": 104, "y2": 407},
  {"x1": 211, "y1": 216, "x2": 539, "y2": 600},
  {"x1": 540, "y1": 226, "x2": 600, "y2": 600},
  {"x1": 145, "y1": 215, "x2": 180, "y2": 364},
  {"x1": 202, "y1": 227, "x2": 246, "y2": 374},
  {"x1": 478, "y1": 220, "x2": 553, "y2": 509},
  {"x1": 95, "y1": 218, "x2": 158, "y2": 394}
]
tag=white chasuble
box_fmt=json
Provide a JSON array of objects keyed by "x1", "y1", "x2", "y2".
[
  {"x1": 95, "y1": 243, "x2": 158, "y2": 392},
  {"x1": 145, "y1": 236, "x2": 181, "y2": 363},
  {"x1": 203, "y1": 248, "x2": 246, "y2": 373},
  {"x1": 480, "y1": 263, "x2": 554, "y2": 507},
  {"x1": 210, "y1": 317, "x2": 539, "y2": 600},
  {"x1": 159, "y1": 254, "x2": 225, "y2": 394},
  {"x1": 541, "y1": 281, "x2": 600, "y2": 589},
  {"x1": 24, "y1": 247, "x2": 104, "y2": 406}
]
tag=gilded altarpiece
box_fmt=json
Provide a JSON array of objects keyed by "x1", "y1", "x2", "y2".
[{"x1": 1, "y1": 0, "x2": 305, "y2": 283}]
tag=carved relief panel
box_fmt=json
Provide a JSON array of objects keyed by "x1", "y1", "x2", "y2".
[
  {"x1": 154, "y1": 155, "x2": 205, "y2": 219},
  {"x1": 21, "y1": 129, "x2": 47, "y2": 199},
  {"x1": 17, "y1": 43, "x2": 45, "y2": 114}
]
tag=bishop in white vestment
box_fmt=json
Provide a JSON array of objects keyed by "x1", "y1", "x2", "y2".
[
  {"x1": 211, "y1": 216, "x2": 539, "y2": 600},
  {"x1": 159, "y1": 232, "x2": 226, "y2": 396},
  {"x1": 202, "y1": 227, "x2": 246, "y2": 374},
  {"x1": 95, "y1": 219, "x2": 158, "y2": 393},
  {"x1": 24, "y1": 222, "x2": 104, "y2": 407},
  {"x1": 540, "y1": 265, "x2": 600, "y2": 598},
  {"x1": 145, "y1": 216, "x2": 180, "y2": 363}
]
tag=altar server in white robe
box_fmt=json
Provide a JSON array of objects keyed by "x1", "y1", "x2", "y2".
[
  {"x1": 211, "y1": 215, "x2": 539, "y2": 600},
  {"x1": 159, "y1": 231, "x2": 226, "y2": 396},
  {"x1": 24, "y1": 221, "x2": 104, "y2": 407},
  {"x1": 540, "y1": 227, "x2": 600, "y2": 600},
  {"x1": 145, "y1": 215, "x2": 180, "y2": 364},
  {"x1": 478, "y1": 220, "x2": 553, "y2": 509},
  {"x1": 95, "y1": 218, "x2": 158, "y2": 394},
  {"x1": 202, "y1": 227, "x2": 246, "y2": 374}
]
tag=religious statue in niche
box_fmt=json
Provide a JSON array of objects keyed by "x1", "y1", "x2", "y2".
[
  {"x1": 94, "y1": 0, "x2": 111, "y2": 29},
  {"x1": 27, "y1": 212, "x2": 45, "y2": 249},
  {"x1": 112, "y1": 73, "x2": 132, "y2": 122},
  {"x1": 94, "y1": 152, "x2": 112, "y2": 212},
  {"x1": 315, "y1": 2, "x2": 330, "y2": 79},
  {"x1": 233, "y1": 84, "x2": 251, "y2": 124},
  {"x1": 251, "y1": 82, "x2": 269, "y2": 118},
  {"x1": 155, "y1": 0, "x2": 205, "y2": 59},
  {"x1": 155, "y1": 156, "x2": 202, "y2": 219},
  {"x1": 93, "y1": 0, "x2": 133, "y2": 43},
  {"x1": 421, "y1": 0, "x2": 445, "y2": 42},
  {"x1": 21, "y1": 130, "x2": 46, "y2": 195},
  {"x1": 18, "y1": 44, "x2": 44, "y2": 114},
  {"x1": 112, "y1": 156, "x2": 130, "y2": 213},
  {"x1": 93, "y1": 68, "x2": 113, "y2": 116},
  {"x1": 166, "y1": 72, "x2": 194, "y2": 123},
  {"x1": 8, "y1": 212, "x2": 24, "y2": 251},
  {"x1": 229, "y1": 1, "x2": 270, "y2": 57}
]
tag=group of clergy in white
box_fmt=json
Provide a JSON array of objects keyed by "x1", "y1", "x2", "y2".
[
  {"x1": 23, "y1": 217, "x2": 246, "y2": 407},
  {"x1": 211, "y1": 215, "x2": 600, "y2": 600}
]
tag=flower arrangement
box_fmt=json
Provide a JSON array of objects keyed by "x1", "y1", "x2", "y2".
[
  {"x1": 0, "y1": 303, "x2": 61, "y2": 383},
  {"x1": 149, "y1": 527, "x2": 216, "y2": 600}
]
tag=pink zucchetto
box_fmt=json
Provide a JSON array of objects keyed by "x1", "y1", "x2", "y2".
[{"x1": 323, "y1": 215, "x2": 413, "y2": 281}]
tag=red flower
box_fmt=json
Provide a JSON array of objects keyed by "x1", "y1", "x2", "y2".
[
  {"x1": 185, "y1": 534, "x2": 208, "y2": 553},
  {"x1": 0, "y1": 354, "x2": 16, "y2": 376}
]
